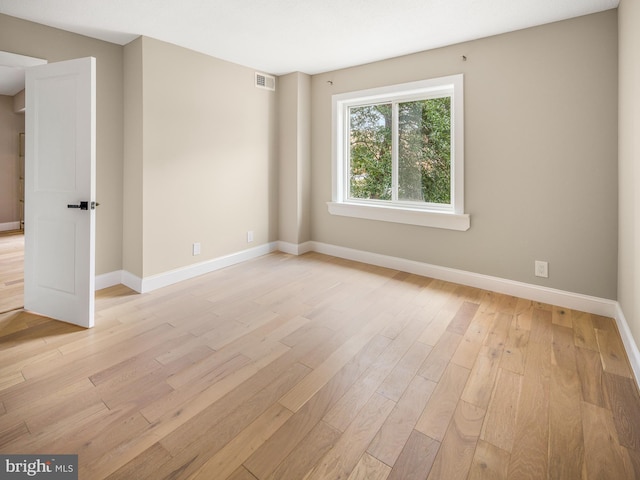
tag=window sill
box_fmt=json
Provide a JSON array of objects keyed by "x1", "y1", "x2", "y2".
[{"x1": 327, "y1": 201, "x2": 470, "y2": 231}]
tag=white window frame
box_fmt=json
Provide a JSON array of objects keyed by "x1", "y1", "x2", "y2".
[{"x1": 328, "y1": 74, "x2": 470, "y2": 231}]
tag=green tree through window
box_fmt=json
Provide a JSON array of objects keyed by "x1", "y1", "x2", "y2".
[{"x1": 348, "y1": 97, "x2": 451, "y2": 205}]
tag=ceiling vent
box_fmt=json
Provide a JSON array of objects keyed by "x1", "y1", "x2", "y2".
[{"x1": 255, "y1": 72, "x2": 275, "y2": 91}]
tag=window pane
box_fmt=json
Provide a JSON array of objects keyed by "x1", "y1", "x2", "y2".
[
  {"x1": 398, "y1": 97, "x2": 451, "y2": 204},
  {"x1": 349, "y1": 104, "x2": 392, "y2": 200}
]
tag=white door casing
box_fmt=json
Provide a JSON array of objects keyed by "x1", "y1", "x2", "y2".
[{"x1": 24, "y1": 57, "x2": 96, "y2": 328}]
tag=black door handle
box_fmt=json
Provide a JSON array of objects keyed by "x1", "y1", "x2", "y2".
[
  {"x1": 67, "y1": 201, "x2": 89, "y2": 210},
  {"x1": 67, "y1": 201, "x2": 99, "y2": 210}
]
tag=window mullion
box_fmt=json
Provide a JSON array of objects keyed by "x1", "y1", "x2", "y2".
[
  {"x1": 344, "y1": 106, "x2": 351, "y2": 201},
  {"x1": 392, "y1": 102, "x2": 399, "y2": 202}
]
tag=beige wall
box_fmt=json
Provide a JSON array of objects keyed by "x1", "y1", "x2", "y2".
[
  {"x1": 0, "y1": 95, "x2": 23, "y2": 225},
  {"x1": 618, "y1": 0, "x2": 640, "y2": 347},
  {"x1": 124, "y1": 37, "x2": 278, "y2": 277},
  {"x1": 0, "y1": 10, "x2": 622, "y2": 305},
  {"x1": 0, "y1": 14, "x2": 124, "y2": 275},
  {"x1": 310, "y1": 11, "x2": 618, "y2": 299},
  {"x1": 123, "y1": 38, "x2": 144, "y2": 277},
  {"x1": 278, "y1": 72, "x2": 311, "y2": 245}
]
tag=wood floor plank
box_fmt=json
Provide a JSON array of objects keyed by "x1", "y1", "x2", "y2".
[
  {"x1": 551, "y1": 306, "x2": 572, "y2": 328},
  {"x1": 77, "y1": 409, "x2": 153, "y2": 478},
  {"x1": 450, "y1": 310, "x2": 492, "y2": 369},
  {"x1": 227, "y1": 466, "x2": 259, "y2": 480},
  {"x1": 446, "y1": 301, "x2": 480, "y2": 335},
  {"x1": 415, "y1": 363, "x2": 470, "y2": 441},
  {"x1": 418, "y1": 330, "x2": 463, "y2": 382},
  {"x1": 529, "y1": 308, "x2": 552, "y2": 345},
  {"x1": 323, "y1": 315, "x2": 427, "y2": 431},
  {"x1": 303, "y1": 393, "x2": 395, "y2": 480},
  {"x1": 346, "y1": 453, "x2": 391, "y2": 480},
  {"x1": 376, "y1": 340, "x2": 432, "y2": 402},
  {"x1": 506, "y1": 341, "x2": 550, "y2": 480},
  {"x1": 480, "y1": 368, "x2": 522, "y2": 453},
  {"x1": 147, "y1": 362, "x2": 310, "y2": 478},
  {"x1": 513, "y1": 299, "x2": 533, "y2": 331},
  {"x1": 604, "y1": 372, "x2": 640, "y2": 451},
  {"x1": 468, "y1": 439, "x2": 510, "y2": 480},
  {"x1": 104, "y1": 442, "x2": 172, "y2": 480},
  {"x1": 0, "y1": 420, "x2": 29, "y2": 448},
  {"x1": 5, "y1": 402, "x2": 110, "y2": 454},
  {"x1": 368, "y1": 375, "x2": 437, "y2": 466},
  {"x1": 243, "y1": 335, "x2": 390, "y2": 480},
  {"x1": 483, "y1": 312, "x2": 514, "y2": 352},
  {"x1": 186, "y1": 403, "x2": 293, "y2": 480},
  {"x1": 499, "y1": 317, "x2": 529, "y2": 375},
  {"x1": 582, "y1": 400, "x2": 633, "y2": 480},
  {"x1": 0, "y1": 371, "x2": 25, "y2": 392},
  {"x1": 572, "y1": 310, "x2": 599, "y2": 351},
  {"x1": 0, "y1": 232, "x2": 24, "y2": 313},
  {"x1": 548, "y1": 324, "x2": 584, "y2": 479},
  {"x1": 461, "y1": 346, "x2": 502, "y2": 410},
  {"x1": 278, "y1": 313, "x2": 388, "y2": 413},
  {"x1": 88, "y1": 345, "x2": 291, "y2": 479},
  {"x1": 140, "y1": 344, "x2": 286, "y2": 423},
  {"x1": 417, "y1": 293, "x2": 464, "y2": 347},
  {"x1": 19, "y1": 378, "x2": 103, "y2": 433},
  {"x1": 596, "y1": 327, "x2": 633, "y2": 378},
  {"x1": 427, "y1": 400, "x2": 485, "y2": 480},
  {"x1": 387, "y1": 430, "x2": 440, "y2": 480},
  {"x1": 262, "y1": 420, "x2": 341, "y2": 480},
  {"x1": 575, "y1": 345, "x2": 608, "y2": 407}
]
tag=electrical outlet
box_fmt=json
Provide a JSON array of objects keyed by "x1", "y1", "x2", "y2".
[
  {"x1": 193, "y1": 242, "x2": 201, "y2": 256},
  {"x1": 247, "y1": 231, "x2": 254, "y2": 243},
  {"x1": 535, "y1": 260, "x2": 548, "y2": 278}
]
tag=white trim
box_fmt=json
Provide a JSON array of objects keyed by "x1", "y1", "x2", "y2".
[
  {"x1": 614, "y1": 304, "x2": 640, "y2": 384},
  {"x1": 331, "y1": 74, "x2": 466, "y2": 225},
  {"x1": 139, "y1": 242, "x2": 278, "y2": 293},
  {"x1": 277, "y1": 241, "x2": 314, "y2": 255},
  {"x1": 95, "y1": 270, "x2": 123, "y2": 291},
  {"x1": 95, "y1": 242, "x2": 278, "y2": 294},
  {"x1": 308, "y1": 241, "x2": 618, "y2": 318},
  {"x1": 94, "y1": 269, "x2": 142, "y2": 292},
  {"x1": 121, "y1": 270, "x2": 143, "y2": 293},
  {"x1": 0, "y1": 221, "x2": 20, "y2": 232},
  {"x1": 327, "y1": 201, "x2": 470, "y2": 231}
]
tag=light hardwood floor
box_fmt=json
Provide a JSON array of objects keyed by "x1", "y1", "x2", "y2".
[
  {"x1": 1, "y1": 251, "x2": 640, "y2": 479},
  {"x1": 0, "y1": 230, "x2": 24, "y2": 314}
]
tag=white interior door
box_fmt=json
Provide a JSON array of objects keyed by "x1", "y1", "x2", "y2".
[{"x1": 24, "y1": 57, "x2": 96, "y2": 328}]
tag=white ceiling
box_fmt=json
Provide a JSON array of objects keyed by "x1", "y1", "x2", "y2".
[{"x1": 0, "y1": 0, "x2": 619, "y2": 78}]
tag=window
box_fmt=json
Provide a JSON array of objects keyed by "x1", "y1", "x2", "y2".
[{"x1": 329, "y1": 74, "x2": 469, "y2": 231}]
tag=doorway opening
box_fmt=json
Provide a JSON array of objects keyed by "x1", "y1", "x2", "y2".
[{"x1": 0, "y1": 51, "x2": 46, "y2": 313}]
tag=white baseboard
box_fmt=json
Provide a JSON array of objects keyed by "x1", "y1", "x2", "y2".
[
  {"x1": 96, "y1": 242, "x2": 279, "y2": 294},
  {"x1": 277, "y1": 240, "x2": 313, "y2": 255},
  {"x1": 95, "y1": 269, "x2": 143, "y2": 293},
  {"x1": 0, "y1": 221, "x2": 20, "y2": 232},
  {"x1": 121, "y1": 270, "x2": 143, "y2": 293},
  {"x1": 614, "y1": 304, "x2": 640, "y2": 383},
  {"x1": 139, "y1": 242, "x2": 279, "y2": 293},
  {"x1": 309, "y1": 241, "x2": 618, "y2": 317},
  {"x1": 95, "y1": 270, "x2": 124, "y2": 291}
]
